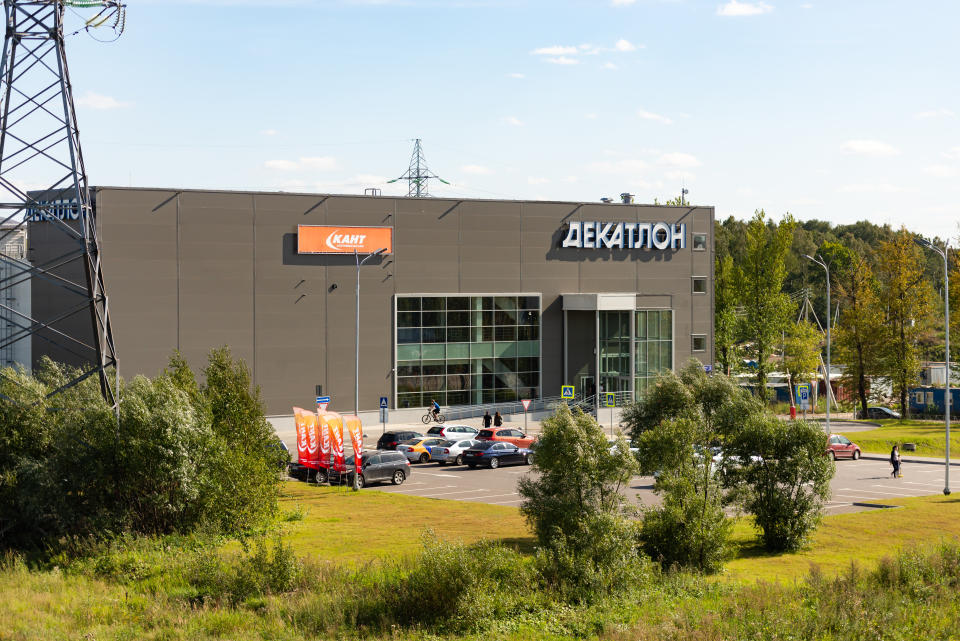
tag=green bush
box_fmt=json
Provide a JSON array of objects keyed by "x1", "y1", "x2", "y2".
[{"x1": 186, "y1": 536, "x2": 303, "y2": 605}]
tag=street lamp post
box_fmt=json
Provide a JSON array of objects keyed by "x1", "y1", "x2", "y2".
[
  {"x1": 354, "y1": 247, "x2": 387, "y2": 491},
  {"x1": 804, "y1": 254, "x2": 831, "y2": 434},
  {"x1": 914, "y1": 237, "x2": 951, "y2": 496}
]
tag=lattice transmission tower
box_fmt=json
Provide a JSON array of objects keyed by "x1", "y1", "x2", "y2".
[
  {"x1": 0, "y1": 0, "x2": 126, "y2": 408},
  {"x1": 387, "y1": 138, "x2": 449, "y2": 197}
]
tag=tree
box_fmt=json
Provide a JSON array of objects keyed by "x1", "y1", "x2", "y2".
[
  {"x1": 876, "y1": 230, "x2": 935, "y2": 417},
  {"x1": 518, "y1": 405, "x2": 645, "y2": 600},
  {"x1": 736, "y1": 211, "x2": 796, "y2": 400},
  {"x1": 715, "y1": 254, "x2": 740, "y2": 375},
  {"x1": 782, "y1": 320, "x2": 822, "y2": 403},
  {"x1": 832, "y1": 251, "x2": 884, "y2": 417},
  {"x1": 725, "y1": 416, "x2": 833, "y2": 552}
]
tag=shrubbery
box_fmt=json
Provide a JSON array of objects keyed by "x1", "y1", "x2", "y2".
[{"x1": 0, "y1": 348, "x2": 282, "y2": 547}]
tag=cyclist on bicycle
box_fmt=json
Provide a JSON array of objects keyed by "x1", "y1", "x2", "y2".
[{"x1": 431, "y1": 398, "x2": 441, "y2": 422}]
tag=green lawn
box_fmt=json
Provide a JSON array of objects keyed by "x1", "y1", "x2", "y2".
[{"x1": 839, "y1": 418, "x2": 960, "y2": 459}]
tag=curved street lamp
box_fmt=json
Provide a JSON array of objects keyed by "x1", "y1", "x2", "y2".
[{"x1": 803, "y1": 254, "x2": 831, "y2": 435}]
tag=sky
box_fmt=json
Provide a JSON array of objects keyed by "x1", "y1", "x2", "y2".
[{"x1": 60, "y1": 0, "x2": 960, "y2": 241}]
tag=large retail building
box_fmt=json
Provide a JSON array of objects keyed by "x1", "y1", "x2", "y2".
[{"x1": 29, "y1": 188, "x2": 714, "y2": 416}]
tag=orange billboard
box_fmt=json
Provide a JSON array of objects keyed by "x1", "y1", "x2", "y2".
[{"x1": 297, "y1": 225, "x2": 393, "y2": 255}]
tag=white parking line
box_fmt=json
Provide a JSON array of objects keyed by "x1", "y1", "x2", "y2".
[
  {"x1": 490, "y1": 499, "x2": 524, "y2": 505},
  {"x1": 381, "y1": 484, "x2": 455, "y2": 494},
  {"x1": 418, "y1": 489, "x2": 490, "y2": 498},
  {"x1": 462, "y1": 492, "x2": 519, "y2": 501},
  {"x1": 417, "y1": 472, "x2": 462, "y2": 478}
]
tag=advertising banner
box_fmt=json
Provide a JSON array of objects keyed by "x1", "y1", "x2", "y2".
[
  {"x1": 293, "y1": 407, "x2": 320, "y2": 469},
  {"x1": 324, "y1": 412, "x2": 345, "y2": 470},
  {"x1": 318, "y1": 411, "x2": 331, "y2": 468},
  {"x1": 297, "y1": 225, "x2": 393, "y2": 255},
  {"x1": 293, "y1": 407, "x2": 308, "y2": 467},
  {"x1": 344, "y1": 415, "x2": 363, "y2": 469}
]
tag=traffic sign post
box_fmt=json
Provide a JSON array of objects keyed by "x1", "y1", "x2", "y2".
[
  {"x1": 316, "y1": 395, "x2": 331, "y2": 413},
  {"x1": 379, "y1": 396, "x2": 388, "y2": 435},
  {"x1": 796, "y1": 384, "x2": 811, "y2": 419},
  {"x1": 521, "y1": 399, "x2": 531, "y2": 433},
  {"x1": 605, "y1": 392, "x2": 616, "y2": 435},
  {"x1": 561, "y1": 385, "x2": 575, "y2": 400}
]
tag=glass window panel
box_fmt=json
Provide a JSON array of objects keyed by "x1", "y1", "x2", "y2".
[
  {"x1": 482, "y1": 373, "x2": 495, "y2": 388},
  {"x1": 517, "y1": 371, "x2": 539, "y2": 388},
  {"x1": 421, "y1": 344, "x2": 445, "y2": 360},
  {"x1": 494, "y1": 326, "x2": 517, "y2": 341},
  {"x1": 480, "y1": 359, "x2": 496, "y2": 374},
  {"x1": 446, "y1": 360, "x2": 469, "y2": 374},
  {"x1": 519, "y1": 296, "x2": 540, "y2": 310},
  {"x1": 495, "y1": 342, "x2": 518, "y2": 358},
  {"x1": 447, "y1": 311, "x2": 469, "y2": 326},
  {"x1": 517, "y1": 387, "x2": 538, "y2": 400},
  {"x1": 494, "y1": 309, "x2": 518, "y2": 326},
  {"x1": 693, "y1": 233, "x2": 707, "y2": 250},
  {"x1": 446, "y1": 374, "x2": 470, "y2": 391},
  {"x1": 397, "y1": 328, "x2": 421, "y2": 344},
  {"x1": 422, "y1": 311, "x2": 443, "y2": 327},
  {"x1": 692, "y1": 278, "x2": 707, "y2": 294},
  {"x1": 482, "y1": 326, "x2": 494, "y2": 342},
  {"x1": 422, "y1": 361, "x2": 444, "y2": 376},
  {"x1": 495, "y1": 374, "x2": 516, "y2": 389},
  {"x1": 495, "y1": 389, "x2": 517, "y2": 402},
  {"x1": 447, "y1": 296, "x2": 468, "y2": 311},
  {"x1": 660, "y1": 341, "x2": 671, "y2": 371},
  {"x1": 496, "y1": 357, "x2": 517, "y2": 373},
  {"x1": 692, "y1": 335, "x2": 706, "y2": 352},
  {"x1": 518, "y1": 357, "x2": 539, "y2": 372},
  {"x1": 494, "y1": 296, "x2": 517, "y2": 311},
  {"x1": 635, "y1": 342, "x2": 647, "y2": 375},
  {"x1": 422, "y1": 297, "x2": 444, "y2": 311},
  {"x1": 647, "y1": 312, "x2": 660, "y2": 340},
  {"x1": 519, "y1": 310, "x2": 539, "y2": 326},
  {"x1": 518, "y1": 325, "x2": 539, "y2": 341},
  {"x1": 635, "y1": 311, "x2": 646, "y2": 339},
  {"x1": 397, "y1": 377, "x2": 421, "y2": 393},
  {"x1": 396, "y1": 362, "x2": 420, "y2": 377},
  {"x1": 660, "y1": 311, "x2": 672, "y2": 339},
  {"x1": 398, "y1": 393, "x2": 422, "y2": 409},
  {"x1": 426, "y1": 392, "x2": 445, "y2": 405},
  {"x1": 397, "y1": 312, "x2": 420, "y2": 328},
  {"x1": 422, "y1": 328, "x2": 446, "y2": 343},
  {"x1": 447, "y1": 343, "x2": 469, "y2": 359},
  {"x1": 470, "y1": 343, "x2": 494, "y2": 358},
  {"x1": 482, "y1": 296, "x2": 494, "y2": 310},
  {"x1": 447, "y1": 327, "x2": 470, "y2": 342},
  {"x1": 518, "y1": 340, "x2": 539, "y2": 357},
  {"x1": 471, "y1": 296, "x2": 484, "y2": 311},
  {"x1": 648, "y1": 342, "x2": 659, "y2": 372},
  {"x1": 397, "y1": 297, "x2": 420, "y2": 312},
  {"x1": 482, "y1": 390, "x2": 496, "y2": 403},
  {"x1": 422, "y1": 376, "x2": 444, "y2": 392},
  {"x1": 397, "y1": 344, "x2": 420, "y2": 360},
  {"x1": 447, "y1": 390, "x2": 469, "y2": 405}
]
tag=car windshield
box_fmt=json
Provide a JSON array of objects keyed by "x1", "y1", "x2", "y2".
[
  {"x1": 478, "y1": 430, "x2": 494, "y2": 438},
  {"x1": 471, "y1": 441, "x2": 495, "y2": 450},
  {"x1": 440, "y1": 440, "x2": 456, "y2": 447},
  {"x1": 344, "y1": 456, "x2": 355, "y2": 466},
  {"x1": 401, "y1": 439, "x2": 420, "y2": 445},
  {"x1": 427, "y1": 426, "x2": 444, "y2": 435}
]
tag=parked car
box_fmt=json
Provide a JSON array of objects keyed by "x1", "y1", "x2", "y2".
[
  {"x1": 826, "y1": 434, "x2": 861, "y2": 460},
  {"x1": 327, "y1": 451, "x2": 410, "y2": 488},
  {"x1": 476, "y1": 427, "x2": 536, "y2": 448},
  {"x1": 425, "y1": 424, "x2": 480, "y2": 440},
  {"x1": 857, "y1": 406, "x2": 901, "y2": 420},
  {"x1": 397, "y1": 436, "x2": 447, "y2": 463},
  {"x1": 463, "y1": 441, "x2": 532, "y2": 469},
  {"x1": 376, "y1": 430, "x2": 423, "y2": 450},
  {"x1": 430, "y1": 438, "x2": 480, "y2": 466}
]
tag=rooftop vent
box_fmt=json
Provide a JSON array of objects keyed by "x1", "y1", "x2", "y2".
[
  {"x1": 620, "y1": 193, "x2": 634, "y2": 204},
  {"x1": 600, "y1": 197, "x2": 613, "y2": 203}
]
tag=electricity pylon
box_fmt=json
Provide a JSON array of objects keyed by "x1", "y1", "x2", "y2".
[
  {"x1": 0, "y1": 1, "x2": 126, "y2": 408},
  {"x1": 387, "y1": 138, "x2": 449, "y2": 197}
]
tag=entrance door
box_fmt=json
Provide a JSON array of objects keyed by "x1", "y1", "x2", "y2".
[{"x1": 580, "y1": 376, "x2": 595, "y2": 399}]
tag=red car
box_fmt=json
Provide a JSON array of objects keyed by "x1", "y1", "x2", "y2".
[
  {"x1": 476, "y1": 427, "x2": 535, "y2": 449},
  {"x1": 827, "y1": 434, "x2": 861, "y2": 460}
]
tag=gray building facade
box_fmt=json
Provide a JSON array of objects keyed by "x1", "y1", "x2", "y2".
[{"x1": 30, "y1": 187, "x2": 714, "y2": 415}]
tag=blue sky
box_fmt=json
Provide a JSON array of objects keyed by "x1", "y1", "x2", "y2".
[{"x1": 63, "y1": 0, "x2": 960, "y2": 240}]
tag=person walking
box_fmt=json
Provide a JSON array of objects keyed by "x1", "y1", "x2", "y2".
[
  {"x1": 890, "y1": 444, "x2": 901, "y2": 479},
  {"x1": 493, "y1": 411, "x2": 503, "y2": 427},
  {"x1": 482, "y1": 411, "x2": 492, "y2": 429}
]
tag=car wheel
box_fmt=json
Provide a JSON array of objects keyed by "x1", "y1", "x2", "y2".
[
  {"x1": 454, "y1": 454, "x2": 464, "y2": 466},
  {"x1": 316, "y1": 468, "x2": 328, "y2": 484},
  {"x1": 828, "y1": 451, "x2": 836, "y2": 461},
  {"x1": 489, "y1": 457, "x2": 500, "y2": 469},
  {"x1": 524, "y1": 454, "x2": 531, "y2": 465},
  {"x1": 356, "y1": 474, "x2": 365, "y2": 489},
  {"x1": 392, "y1": 470, "x2": 405, "y2": 485},
  {"x1": 853, "y1": 449, "x2": 861, "y2": 460},
  {"x1": 467, "y1": 463, "x2": 476, "y2": 469},
  {"x1": 419, "y1": 453, "x2": 429, "y2": 464}
]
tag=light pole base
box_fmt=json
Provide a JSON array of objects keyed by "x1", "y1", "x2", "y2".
[{"x1": 944, "y1": 488, "x2": 951, "y2": 496}]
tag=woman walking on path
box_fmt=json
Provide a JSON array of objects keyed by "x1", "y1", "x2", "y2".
[
  {"x1": 890, "y1": 444, "x2": 901, "y2": 478},
  {"x1": 493, "y1": 411, "x2": 503, "y2": 427}
]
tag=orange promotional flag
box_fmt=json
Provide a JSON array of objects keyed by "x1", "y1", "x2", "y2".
[
  {"x1": 324, "y1": 412, "x2": 345, "y2": 470},
  {"x1": 292, "y1": 407, "x2": 314, "y2": 469},
  {"x1": 344, "y1": 415, "x2": 363, "y2": 469},
  {"x1": 318, "y1": 410, "x2": 331, "y2": 469},
  {"x1": 302, "y1": 412, "x2": 320, "y2": 468}
]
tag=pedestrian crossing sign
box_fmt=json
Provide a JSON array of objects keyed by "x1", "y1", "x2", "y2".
[{"x1": 561, "y1": 385, "x2": 575, "y2": 399}]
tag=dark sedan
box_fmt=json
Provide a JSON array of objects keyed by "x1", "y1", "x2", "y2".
[
  {"x1": 327, "y1": 451, "x2": 410, "y2": 487},
  {"x1": 463, "y1": 441, "x2": 531, "y2": 469}
]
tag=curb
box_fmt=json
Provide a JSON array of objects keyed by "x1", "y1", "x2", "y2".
[{"x1": 862, "y1": 453, "x2": 960, "y2": 466}]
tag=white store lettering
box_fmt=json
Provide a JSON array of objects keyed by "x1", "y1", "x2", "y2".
[{"x1": 560, "y1": 221, "x2": 686, "y2": 251}]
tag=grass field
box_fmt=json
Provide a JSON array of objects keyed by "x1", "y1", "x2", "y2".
[{"x1": 839, "y1": 419, "x2": 960, "y2": 459}]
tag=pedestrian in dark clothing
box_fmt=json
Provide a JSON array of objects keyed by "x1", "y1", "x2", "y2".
[
  {"x1": 890, "y1": 444, "x2": 901, "y2": 478},
  {"x1": 483, "y1": 411, "x2": 492, "y2": 428},
  {"x1": 493, "y1": 411, "x2": 503, "y2": 427}
]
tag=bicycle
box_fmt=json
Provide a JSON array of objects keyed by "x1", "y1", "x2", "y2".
[{"x1": 422, "y1": 410, "x2": 446, "y2": 424}]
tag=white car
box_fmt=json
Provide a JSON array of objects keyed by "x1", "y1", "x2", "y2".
[
  {"x1": 430, "y1": 438, "x2": 480, "y2": 466},
  {"x1": 425, "y1": 424, "x2": 480, "y2": 440}
]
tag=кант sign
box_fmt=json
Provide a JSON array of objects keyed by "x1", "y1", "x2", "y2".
[{"x1": 297, "y1": 225, "x2": 394, "y2": 255}]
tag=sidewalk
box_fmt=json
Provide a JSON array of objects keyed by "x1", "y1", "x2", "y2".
[{"x1": 861, "y1": 452, "x2": 960, "y2": 465}]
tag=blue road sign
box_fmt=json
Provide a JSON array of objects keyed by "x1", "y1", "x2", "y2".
[
  {"x1": 796, "y1": 384, "x2": 810, "y2": 411},
  {"x1": 379, "y1": 396, "x2": 388, "y2": 409},
  {"x1": 561, "y1": 385, "x2": 575, "y2": 399},
  {"x1": 704, "y1": 365, "x2": 713, "y2": 373},
  {"x1": 317, "y1": 395, "x2": 331, "y2": 405},
  {"x1": 604, "y1": 392, "x2": 615, "y2": 407}
]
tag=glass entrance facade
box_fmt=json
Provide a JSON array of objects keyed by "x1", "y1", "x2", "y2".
[
  {"x1": 395, "y1": 295, "x2": 541, "y2": 408},
  {"x1": 598, "y1": 309, "x2": 673, "y2": 400}
]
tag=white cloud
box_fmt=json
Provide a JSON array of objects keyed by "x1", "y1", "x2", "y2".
[
  {"x1": 611, "y1": 0, "x2": 636, "y2": 5},
  {"x1": 838, "y1": 183, "x2": 902, "y2": 193},
  {"x1": 603, "y1": 62, "x2": 618, "y2": 70},
  {"x1": 531, "y1": 45, "x2": 578, "y2": 56},
  {"x1": 841, "y1": 139, "x2": 900, "y2": 157},
  {"x1": 528, "y1": 176, "x2": 550, "y2": 185},
  {"x1": 75, "y1": 91, "x2": 132, "y2": 110},
  {"x1": 615, "y1": 38, "x2": 637, "y2": 52},
  {"x1": 717, "y1": 1, "x2": 773, "y2": 16},
  {"x1": 546, "y1": 56, "x2": 579, "y2": 65},
  {"x1": 563, "y1": 175, "x2": 579, "y2": 183},
  {"x1": 505, "y1": 116, "x2": 524, "y2": 126},
  {"x1": 664, "y1": 170, "x2": 696, "y2": 181},
  {"x1": 260, "y1": 129, "x2": 278, "y2": 136},
  {"x1": 637, "y1": 109, "x2": 673, "y2": 125},
  {"x1": 462, "y1": 164, "x2": 493, "y2": 175},
  {"x1": 507, "y1": 72, "x2": 525, "y2": 79},
  {"x1": 658, "y1": 152, "x2": 701, "y2": 168},
  {"x1": 587, "y1": 158, "x2": 648, "y2": 174},
  {"x1": 915, "y1": 108, "x2": 955, "y2": 119},
  {"x1": 942, "y1": 147, "x2": 960, "y2": 160},
  {"x1": 585, "y1": 113, "x2": 598, "y2": 119},
  {"x1": 800, "y1": 2, "x2": 812, "y2": 7},
  {"x1": 265, "y1": 156, "x2": 337, "y2": 171},
  {"x1": 924, "y1": 165, "x2": 960, "y2": 178}
]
